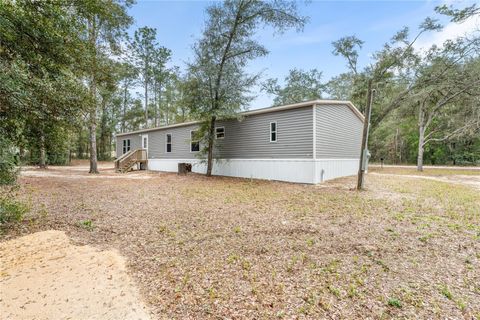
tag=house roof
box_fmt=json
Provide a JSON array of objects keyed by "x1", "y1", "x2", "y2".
[{"x1": 116, "y1": 99, "x2": 364, "y2": 137}]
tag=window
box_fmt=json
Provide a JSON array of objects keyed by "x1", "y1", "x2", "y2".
[
  {"x1": 190, "y1": 130, "x2": 200, "y2": 152},
  {"x1": 166, "y1": 134, "x2": 172, "y2": 153},
  {"x1": 122, "y1": 139, "x2": 131, "y2": 154},
  {"x1": 270, "y1": 122, "x2": 277, "y2": 142},
  {"x1": 215, "y1": 126, "x2": 225, "y2": 139},
  {"x1": 142, "y1": 136, "x2": 148, "y2": 149}
]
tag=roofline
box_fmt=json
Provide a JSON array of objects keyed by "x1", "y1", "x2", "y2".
[{"x1": 116, "y1": 99, "x2": 364, "y2": 137}]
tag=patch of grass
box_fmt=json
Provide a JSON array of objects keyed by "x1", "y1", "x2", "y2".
[
  {"x1": 347, "y1": 283, "x2": 359, "y2": 298},
  {"x1": 226, "y1": 253, "x2": 240, "y2": 264},
  {"x1": 419, "y1": 233, "x2": 433, "y2": 243},
  {"x1": 387, "y1": 298, "x2": 402, "y2": 308},
  {"x1": 439, "y1": 285, "x2": 453, "y2": 300},
  {"x1": 157, "y1": 224, "x2": 176, "y2": 237},
  {"x1": 233, "y1": 226, "x2": 241, "y2": 234},
  {"x1": 455, "y1": 298, "x2": 467, "y2": 311},
  {"x1": 78, "y1": 219, "x2": 94, "y2": 231},
  {"x1": 327, "y1": 285, "x2": 341, "y2": 298},
  {"x1": 306, "y1": 238, "x2": 315, "y2": 247},
  {"x1": 241, "y1": 258, "x2": 252, "y2": 271},
  {"x1": 207, "y1": 287, "x2": 217, "y2": 300}
]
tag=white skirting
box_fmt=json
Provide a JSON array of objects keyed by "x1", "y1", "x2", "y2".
[{"x1": 147, "y1": 158, "x2": 359, "y2": 184}]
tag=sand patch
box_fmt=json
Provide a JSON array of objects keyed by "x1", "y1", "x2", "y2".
[{"x1": 0, "y1": 230, "x2": 151, "y2": 320}]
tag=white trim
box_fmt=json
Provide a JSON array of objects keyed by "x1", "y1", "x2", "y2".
[
  {"x1": 215, "y1": 126, "x2": 225, "y2": 139},
  {"x1": 269, "y1": 121, "x2": 277, "y2": 143},
  {"x1": 122, "y1": 138, "x2": 131, "y2": 154},
  {"x1": 116, "y1": 99, "x2": 364, "y2": 137},
  {"x1": 190, "y1": 130, "x2": 200, "y2": 153},
  {"x1": 165, "y1": 133, "x2": 172, "y2": 153},
  {"x1": 141, "y1": 134, "x2": 148, "y2": 155},
  {"x1": 147, "y1": 158, "x2": 360, "y2": 184}
]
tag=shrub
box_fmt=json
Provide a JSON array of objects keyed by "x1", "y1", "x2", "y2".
[
  {"x1": 0, "y1": 136, "x2": 19, "y2": 185},
  {"x1": 0, "y1": 190, "x2": 28, "y2": 225}
]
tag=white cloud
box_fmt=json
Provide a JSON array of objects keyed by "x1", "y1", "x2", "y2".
[{"x1": 414, "y1": 13, "x2": 480, "y2": 50}]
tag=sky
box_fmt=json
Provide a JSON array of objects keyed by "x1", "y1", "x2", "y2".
[{"x1": 126, "y1": 0, "x2": 478, "y2": 110}]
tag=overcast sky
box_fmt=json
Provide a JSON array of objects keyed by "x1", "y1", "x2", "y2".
[{"x1": 127, "y1": 0, "x2": 479, "y2": 109}]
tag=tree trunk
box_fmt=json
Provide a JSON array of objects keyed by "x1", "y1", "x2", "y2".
[
  {"x1": 417, "y1": 125, "x2": 425, "y2": 172},
  {"x1": 144, "y1": 78, "x2": 148, "y2": 128},
  {"x1": 417, "y1": 103, "x2": 425, "y2": 172},
  {"x1": 154, "y1": 81, "x2": 158, "y2": 127},
  {"x1": 89, "y1": 109, "x2": 99, "y2": 173},
  {"x1": 206, "y1": 115, "x2": 216, "y2": 177},
  {"x1": 122, "y1": 84, "x2": 127, "y2": 133},
  {"x1": 88, "y1": 17, "x2": 99, "y2": 174},
  {"x1": 357, "y1": 80, "x2": 373, "y2": 190},
  {"x1": 39, "y1": 133, "x2": 46, "y2": 169}
]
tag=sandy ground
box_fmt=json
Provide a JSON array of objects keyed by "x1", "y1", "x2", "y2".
[
  {"x1": 370, "y1": 164, "x2": 480, "y2": 170},
  {"x1": 0, "y1": 230, "x2": 151, "y2": 320},
  {"x1": 369, "y1": 172, "x2": 480, "y2": 189}
]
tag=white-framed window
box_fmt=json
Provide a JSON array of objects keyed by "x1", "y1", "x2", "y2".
[
  {"x1": 122, "y1": 139, "x2": 131, "y2": 154},
  {"x1": 165, "y1": 133, "x2": 172, "y2": 153},
  {"x1": 142, "y1": 136, "x2": 148, "y2": 149},
  {"x1": 190, "y1": 130, "x2": 200, "y2": 152},
  {"x1": 215, "y1": 126, "x2": 225, "y2": 139},
  {"x1": 270, "y1": 121, "x2": 277, "y2": 142}
]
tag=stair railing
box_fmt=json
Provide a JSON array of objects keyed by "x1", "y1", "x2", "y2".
[{"x1": 114, "y1": 149, "x2": 147, "y2": 171}]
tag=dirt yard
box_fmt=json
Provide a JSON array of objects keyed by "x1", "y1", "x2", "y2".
[
  {"x1": 1, "y1": 163, "x2": 479, "y2": 319},
  {"x1": 0, "y1": 230, "x2": 151, "y2": 320}
]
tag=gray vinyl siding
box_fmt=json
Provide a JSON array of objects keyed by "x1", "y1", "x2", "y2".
[
  {"x1": 215, "y1": 106, "x2": 313, "y2": 158},
  {"x1": 116, "y1": 106, "x2": 314, "y2": 160},
  {"x1": 315, "y1": 104, "x2": 363, "y2": 159},
  {"x1": 147, "y1": 124, "x2": 200, "y2": 159},
  {"x1": 115, "y1": 133, "x2": 141, "y2": 158}
]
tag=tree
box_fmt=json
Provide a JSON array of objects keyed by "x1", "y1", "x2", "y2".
[
  {"x1": 413, "y1": 46, "x2": 480, "y2": 170},
  {"x1": 130, "y1": 26, "x2": 158, "y2": 128},
  {"x1": 118, "y1": 62, "x2": 137, "y2": 133},
  {"x1": 187, "y1": 0, "x2": 307, "y2": 176},
  {"x1": 76, "y1": 0, "x2": 133, "y2": 173},
  {"x1": 263, "y1": 68, "x2": 324, "y2": 106},
  {"x1": 0, "y1": 0, "x2": 90, "y2": 170},
  {"x1": 151, "y1": 47, "x2": 172, "y2": 126}
]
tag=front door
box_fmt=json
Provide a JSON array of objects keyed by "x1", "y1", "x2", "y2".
[{"x1": 141, "y1": 134, "x2": 148, "y2": 157}]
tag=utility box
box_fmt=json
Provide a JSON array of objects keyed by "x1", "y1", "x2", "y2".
[{"x1": 178, "y1": 163, "x2": 192, "y2": 175}]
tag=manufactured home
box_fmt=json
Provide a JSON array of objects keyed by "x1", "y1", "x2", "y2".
[{"x1": 115, "y1": 100, "x2": 364, "y2": 184}]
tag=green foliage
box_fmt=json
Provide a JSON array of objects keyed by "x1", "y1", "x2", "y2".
[
  {"x1": 263, "y1": 69, "x2": 324, "y2": 106},
  {"x1": 387, "y1": 298, "x2": 402, "y2": 308},
  {"x1": 0, "y1": 136, "x2": 19, "y2": 185},
  {"x1": 0, "y1": 188, "x2": 28, "y2": 225},
  {"x1": 439, "y1": 285, "x2": 453, "y2": 300},
  {"x1": 78, "y1": 219, "x2": 95, "y2": 231},
  {"x1": 327, "y1": 4, "x2": 480, "y2": 167}
]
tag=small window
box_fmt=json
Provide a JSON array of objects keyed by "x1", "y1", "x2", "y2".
[
  {"x1": 190, "y1": 130, "x2": 200, "y2": 152},
  {"x1": 270, "y1": 122, "x2": 277, "y2": 142},
  {"x1": 142, "y1": 137, "x2": 147, "y2": 149},
  {"x1": 215, "y1": 127, "x2": 225, "y2": 139},
  {"x1": 122, "y1": 139, "x2": 131, "y2": 154},
  {"x1": 166, "y1": 134, "x2": 172, "y2": 153}
]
